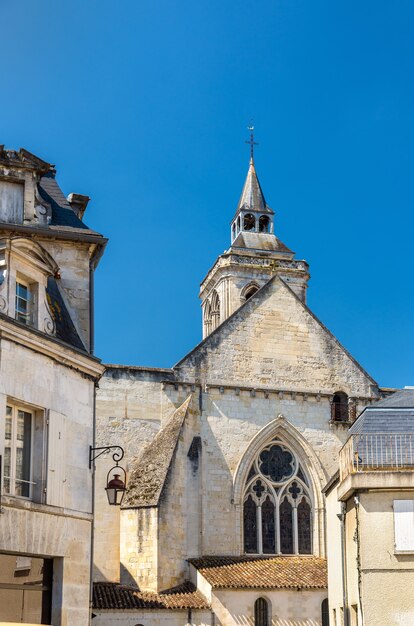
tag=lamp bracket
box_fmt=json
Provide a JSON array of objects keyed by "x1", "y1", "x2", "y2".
[{"x1": 89, "y1": 445, "x2": 124, "y2": 469}]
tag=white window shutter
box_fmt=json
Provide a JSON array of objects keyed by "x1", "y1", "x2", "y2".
[
  {"x1": 394, "y1": 500, "x2": 414, "y2": 551},
  {"x1": 46, "y1": 410, "x2": 66, "y2": 507}
]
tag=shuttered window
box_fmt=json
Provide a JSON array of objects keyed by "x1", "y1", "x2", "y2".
[
  {"x1": 46, "y1": 410, "x2": 66, "y2": 508},
  {"x1": 394, "y1": 500, "x2": 414, "y2": 552}
]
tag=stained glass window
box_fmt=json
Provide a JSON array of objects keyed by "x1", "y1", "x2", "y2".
[
  {"x1": 243, "y1": 440, "x2": 313, "y2": 555},
  {"x1": 259, "y1": 445, "x2": 295, "y2": 482},
  {"x1": 262, "y1": 496, "x2": 275, "y2": 554},
  {"x1": 280, "y1": 498, "x2": 293, "y2": 554},
  {"x1": 244, "y1": 495, "x2": 257, "y2": 553},
  {"x1": 297, "y1": 499, "x2": 312, "y2": 554}
]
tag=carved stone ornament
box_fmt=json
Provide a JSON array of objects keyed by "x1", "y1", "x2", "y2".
[
  {"x1": 0, "y1": 295, "x2": 6, "y2": 313},
  {"x1": 43, "y1": 297, "x2": 56, "y2": 336}
]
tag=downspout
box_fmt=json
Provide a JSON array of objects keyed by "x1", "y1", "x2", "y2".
[
  {"x1": 354, "y1": 493, "x2": 364, "y2": 625},
  {"x1": 89, "y1": 381, "x2": 98, "y2": 625},
  {"x1": 338, "y1": 502, "x2": 349, "y2": 626},
  {"x1": 89, "y1": 253, "x2": 95, "y2": 354}
]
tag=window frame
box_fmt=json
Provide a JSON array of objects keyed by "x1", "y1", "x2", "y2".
[
  {"x1": 4, "y1": 403, "x2": 35, "y2": 500},
  {"x1": 393, "y1": 499, "x2": 414, "y2": 553},
  {"x1": 15, "y1": 276, "x2": 35, "y2": 326}
]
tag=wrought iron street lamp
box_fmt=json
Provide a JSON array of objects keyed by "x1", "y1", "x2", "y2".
[{"x1": 89, "y1": 445, "x2": 126, "y2": 506}]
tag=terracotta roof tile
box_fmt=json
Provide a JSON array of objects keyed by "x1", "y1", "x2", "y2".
[
  {"x1": 93, "y1": 581, "x2": 209, "y2": 611},
  {"x1": 189, "y1": 555, "x2": 327, "y2": 589}
]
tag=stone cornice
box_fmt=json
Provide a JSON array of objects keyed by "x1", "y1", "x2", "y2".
[
  {"x1": 161, "y1": 379, "x2": 379, "y2": 404},
  {"x1": 200, "y1": 253, "x2": 309, "y2": 296},
  {"x1": 0, "y1": 314, "x2": 104, "y2": 380}
]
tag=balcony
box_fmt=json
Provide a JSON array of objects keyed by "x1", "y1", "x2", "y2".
[{"x1": 338, "y1": 433, "x2": 414, "y2": 499}]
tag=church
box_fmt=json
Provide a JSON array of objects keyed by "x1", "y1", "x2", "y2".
[{"x1": 92, "y1": 142, "x2": 387, "y2": 626}]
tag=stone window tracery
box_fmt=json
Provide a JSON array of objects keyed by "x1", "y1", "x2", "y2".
[{"x1": 243, "y1": 439, "x2": 312, "y2": 555}]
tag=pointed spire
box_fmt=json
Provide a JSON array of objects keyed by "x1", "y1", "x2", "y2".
[{"x1": 236, "y1": 158, "x2": 273, "y2": 215}]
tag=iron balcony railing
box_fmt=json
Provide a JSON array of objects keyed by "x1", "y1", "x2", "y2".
[{"x1": 339, "y1": 433, "x2": 414, "y2": 481}]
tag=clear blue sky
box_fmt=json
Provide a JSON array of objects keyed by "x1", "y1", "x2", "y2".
[{"x1": 2, "y1": 1, "x2": 413, "y2": 388}]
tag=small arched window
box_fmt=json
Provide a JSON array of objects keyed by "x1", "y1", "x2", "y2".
[
  {"x1": 259, "y1": 215, "x2": 270, "y2": 233},
  {"x1": 254, "y1": 598, "x2": 269, "y2": 626},
  {"x1": 237, "y1": 216, "x2": 241, "y2": 232},
  {"x1": 321, "y1": 599, "x2": 329, "y2": 626},
  {"x1": 232, "y1": 222, "x2": 236, "y2": 241},
  {"x1": 243, "y1": 213, "x2": 256, "y2": 231},
  {"x1": 243, "y1": 439, "x2": 313, "y2": 555},
  {"x1": 331, "y1": 392, "x2": 349, "y2": 422}
]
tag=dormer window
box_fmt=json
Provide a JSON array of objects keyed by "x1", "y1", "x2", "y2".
[{"x1": 15, "y1": 280, "x2": 34, "y2": 326}]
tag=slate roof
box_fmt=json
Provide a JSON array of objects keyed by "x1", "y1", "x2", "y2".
[
  {"x1": 38, "y1": 172, "x2": 100, "y2": 235},
  {"x1": 373, "y1": 389, "x2": 414, "y2": 408},
  {"x1": 122, "y1": 395, "x2": 192, "y2": 508},
  {"x1": 189, "y1": 556, "x2": 327, "y2": 590},
  {"x1": 93, "y1": 581, "x2": 209, "y2": 610},
  {"x1": 349, "y1": 390, "x2": 414, "y2": 436},
  {"x1": 235, "y1": 159, "x2": 274, "y2": 216},
  {"x1": 231, "y1": 231, "x2": 293, "y2": 254},
  {"x1": 46, "y1": 277, "x2": 86, "y2": 351}
]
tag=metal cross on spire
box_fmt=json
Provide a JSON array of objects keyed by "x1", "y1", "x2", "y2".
[{"x1": 245, "y1": 124, "x2": 258, "y2": 161}]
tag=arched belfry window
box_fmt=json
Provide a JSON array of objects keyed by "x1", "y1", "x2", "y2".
[
  {"x1": 243, "y1": 439, "x2": 312, "y2": 555},
  {"x1": 331, "y1": 391, "x2": 349, "y2": 422},
  {"x1": 243, "y1": 213, "x2": 256, "y2": 231},
  {"x1": 254, "y1": 598, "x2": 269, "y2": 626},
  {"x1": 259, "y1": 215, "x2": 270, "y2": 233}
]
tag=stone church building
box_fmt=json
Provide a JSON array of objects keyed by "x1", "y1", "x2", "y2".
[{"x1": 92, "y1": 154, "x2": 387, "y2": 626}]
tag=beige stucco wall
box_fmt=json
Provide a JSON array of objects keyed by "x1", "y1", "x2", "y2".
[
  {"x1": 358, "y1": 490, "x2": 414, "y2": 626},
  {"x1": 91, "y1": 609, "x2": 212, "y2": 626},
  {"x1": 211, "y1": 588, "x2": 327, "y2": 626},
  {"x1": 326, "y1": 481, "x2": 414, "y2": 626}
]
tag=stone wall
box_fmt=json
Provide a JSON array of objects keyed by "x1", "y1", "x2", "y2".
[{"x1": 0, "y1": 332, "x2": 99, "y2": 626}]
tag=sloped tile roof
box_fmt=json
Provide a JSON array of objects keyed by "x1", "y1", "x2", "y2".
[
  {"x1": 189, "y1": 555, "x2": 327, "y2": 589},
  {"x1": 93, "y1": 581, "x2": 209, "y2": 610},
  {"x1": 122, "y1": 395, "x2": 192, "y2": 508}
]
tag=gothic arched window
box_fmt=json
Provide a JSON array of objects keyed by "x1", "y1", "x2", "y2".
[
  {"x1": 254, "y1": 598, "x2": 269, "y2": 626},
  {"x1": 210, "y1": 290, "x2": 220, "y2": 331},
  {"x1": 203, "y1": 300, "x2": 212, "y2": 336},
  {"x1": 243, "y1": 440, "x2": 313, "y2": 555}
]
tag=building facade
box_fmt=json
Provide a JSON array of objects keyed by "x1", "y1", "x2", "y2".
[
  {"x1": 0, "y1": 148, "x2": 106, "y2": 625},
  {"x1": 325, "y1": 389, "x2": 414, "y2": 626},
  {"x1": 92, "y1": 154, "x2": 388, "y2": 626}
]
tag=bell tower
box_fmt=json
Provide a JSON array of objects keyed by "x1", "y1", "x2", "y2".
[{"x1": 200, "y1": 129, "x2": 310, "y2": 338}]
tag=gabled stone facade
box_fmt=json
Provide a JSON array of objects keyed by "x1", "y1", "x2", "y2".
[{"x1": 93, "y1": 154, "x2": 389, "y2": 626}]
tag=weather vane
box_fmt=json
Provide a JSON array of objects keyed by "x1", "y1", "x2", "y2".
[{"x1": 245, "y1": 123, "x2": 258, "y2": 160}]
